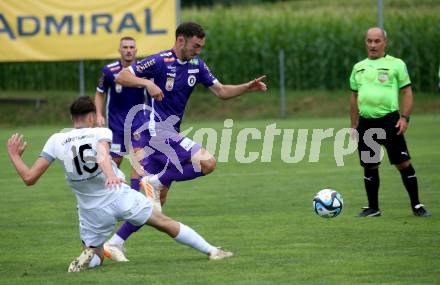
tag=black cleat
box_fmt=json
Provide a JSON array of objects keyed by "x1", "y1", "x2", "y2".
[
  {"x1": 357, "y1": 207, "x2": 381, "y2": 217},
  {"x1": 413, "y1": 204, "x2": 431, "y2": 217}
]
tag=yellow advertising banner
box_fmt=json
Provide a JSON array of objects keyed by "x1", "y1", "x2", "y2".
[{"x1": 0, "y1": 0, "x2": 176, "y2": 61}]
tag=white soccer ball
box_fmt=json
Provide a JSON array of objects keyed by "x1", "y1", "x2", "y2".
[{"x1": 312, "y1": 189, "x2": 343, "y2": 218}]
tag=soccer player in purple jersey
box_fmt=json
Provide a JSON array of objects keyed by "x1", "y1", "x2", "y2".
[
  {"x1": 103, "y1": 22, "x2": 267, "y2": 261},
  {"x1": 94, "y1": 37, "x2": 147, "y2": 193}
]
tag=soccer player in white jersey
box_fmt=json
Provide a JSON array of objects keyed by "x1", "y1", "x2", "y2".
[{"x1": 6, "y1": 96, "x2": 232, "y2": 272}]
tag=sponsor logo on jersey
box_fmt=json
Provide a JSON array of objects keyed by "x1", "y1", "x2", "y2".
[
  {"x1": 110, "y1": 66, "x2": 121, "y2": 72},
  {"x1": 136, "y1": 59, "x2": 156, "y2": 73},
  {"x1": 160, "y1": 52, "x2": 173, "y2": 57},
  {"x1": 166, "y1": 77, "x2": 174, "y2": 91},
  {"x1": 107, "y1": 61, "x2": 119, "y2": 68},
  {"x1": 188, "y1": 75, "x2": 196, "y2": 87},
  {"x1": 189, "y1": 58, "x2": 199, "y2": 65},
  {"x1": 188, "y1": 69, "x2": 199, "y2": 74},
  {"x1": 163, "y1": 57, "x2": 175, "y2": 63}
]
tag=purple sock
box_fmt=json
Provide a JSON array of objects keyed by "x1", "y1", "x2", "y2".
[
  {"x1": 116, "y1": 221, "x2": 142, "y2": 240},
  {"x1": 159, "y1": 162, "x2": 204, "y2": 186},
  {"x1": 115, "y1": 178, "x2": 142, "y2": 240},
  {"x1": 131, "y1": 178, "x2": 140, "y2": 191}
]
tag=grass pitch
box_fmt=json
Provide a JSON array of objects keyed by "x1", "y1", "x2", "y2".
[{"x1": 1, "y1": 115, "x2": 439, "y2": 284}]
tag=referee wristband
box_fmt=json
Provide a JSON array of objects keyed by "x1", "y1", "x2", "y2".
[{"x1": 401, "y1": 115, "x2": 410, "y2": 122}]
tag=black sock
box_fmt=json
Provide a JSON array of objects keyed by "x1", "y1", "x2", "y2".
[
  {"x1": 399, "y1": 164, "x2": 420, "y2": 208},
  {"x1": 364, "y1": 167, "x2": 380, "y2": 210}
]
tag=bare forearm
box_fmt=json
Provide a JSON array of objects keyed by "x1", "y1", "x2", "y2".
[
  {"x1": 95, "y1": 91, "x2": 106, "y2": 116},
  {"x1": 115, "y1": 69, "x2": 151, "y2": 88},
  {"x1": 216, "y1": 84, "x2": 250, "y2": 100},
  {"x1": 9, "y1": 155, "x2": 32, "y2": 184},
  {"x1": 8, "y1": 156, "x2": 48, "y2": 186},
  {"x1": 98, "y1": 156, "x2": 116, "y2": 179},
  {"x1": 400, "y1": 87, "x2": 413, "y2": 117},
  {"x1": 96, "y1": 142, "x2": 118, "y2": 180},
  {"x1": 211, "y1": 75, "x2": 267, "y2": 100}
]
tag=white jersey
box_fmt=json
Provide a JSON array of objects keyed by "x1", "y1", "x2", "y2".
[{"x1": 40, "y1": 127, "x2": 126, "y2": 209}]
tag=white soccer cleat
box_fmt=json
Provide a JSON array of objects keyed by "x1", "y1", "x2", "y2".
[
  {"x1": 68, "y1": 248, "x2": 95, "y2": 272},
  {"x1": 140, "y1": 176, "x2": 162, "y2": 212},
  {"x1": 103, "y1": 242, "x2": 129, "y2": 262},
  {"x1": 208, "y1": 248, "x2": 234, "y2": 261}
]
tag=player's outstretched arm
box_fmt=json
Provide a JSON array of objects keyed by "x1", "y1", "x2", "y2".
[
  {"x1": 96, "y1": 141, "x2": 123, "y2": 188},
  {"x1": 7, "y1": 133, "x2": 51, "y2": 186},
  {"x1": 209, "y1": 75, "x2": 267, "y2": 100}
]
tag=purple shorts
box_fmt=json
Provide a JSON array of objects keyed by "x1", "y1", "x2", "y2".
[
  {"x1": 110, "y1": 129, "x2": 145, "y2": 158},
  {"x1": 142, "y1": 135, "x2": 202, "y2": 177}
]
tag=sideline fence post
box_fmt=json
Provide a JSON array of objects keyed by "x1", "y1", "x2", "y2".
[
  {"x1": 79, "y1": 60, "x2": 85, "y2": 97},
  {"x1": 279, "y1": 49, "x2": 286, "y2": 118},
  {"x1": 176, "y1": 0, "x2": 181, "y2": 25},
  {"x1": 378, "y1": 0, "x2": 384, "y2": 28}
]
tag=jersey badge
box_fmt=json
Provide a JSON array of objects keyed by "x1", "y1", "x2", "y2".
[
  {"x1": 188, "y1": 75, "x2": 196, "y2": 87},
  {"x1": 378, "y1": 72, "x2": 389, "y2": 83},
  {"x1": 115, "y1": 84, "x2": 122, "y2": 93},
  {"x1": 166, "y1": 77, "x2": 175, "y2": 91}
]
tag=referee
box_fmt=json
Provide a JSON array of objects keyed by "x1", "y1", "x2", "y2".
[{"x1": 349, "y1": 27, "x2": 431, "y2": 217}]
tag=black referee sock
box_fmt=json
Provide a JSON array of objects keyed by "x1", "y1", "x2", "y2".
[
  {"x1": 399, "y1": 164, "x2": 420, "y2": 208},
  {"x1": 363, "y1": 167, "x2": 380, "y2": 210}
]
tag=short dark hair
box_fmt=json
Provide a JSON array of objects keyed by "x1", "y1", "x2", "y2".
[
  {"x1": 175, "y1": 22, "x2": 205, "y2": 39},
  {"x1": 120, "y1": 36, "x2": 135, "y2": 42},
  {"x1": 70, "y1": 96, "x2": 96, "y2": 118}
]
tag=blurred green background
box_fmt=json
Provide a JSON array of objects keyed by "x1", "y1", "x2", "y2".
[{"x1": 1, "y1": 0, "x2": 439, "y2": 126}]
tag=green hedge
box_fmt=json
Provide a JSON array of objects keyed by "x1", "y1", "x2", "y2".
[{"x1": 1, "y1": 0, "x2": 439, "y2": 92}]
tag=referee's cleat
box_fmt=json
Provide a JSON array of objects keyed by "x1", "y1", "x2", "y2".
[
  {"x1": 68, "y1": 248, "x2": 94, "y2": 272},
  {"x1": 413, "y1": 204, "x2": 431, "y2": 217},
  {"x1": 140, "y1": 176, "x2": 162, "y2": 212},
  {"x1": 357, "y1": 207, "x2": 381, "y2": 217}
]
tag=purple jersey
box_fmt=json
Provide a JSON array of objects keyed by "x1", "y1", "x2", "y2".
[
  {"x1": 97, "y1": 60, "x2": 147, "y2": 133},
  {"x1": 129, "y1": 49, "x2": 218, "y2": 133}
]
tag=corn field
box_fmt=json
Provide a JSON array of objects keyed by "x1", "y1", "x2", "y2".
[{"x1": 1, "y1": 0, "x2": 439, "y2": 92}]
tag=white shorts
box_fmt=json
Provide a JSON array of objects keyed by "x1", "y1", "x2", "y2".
[{"x1": 78, "y1": 185, "x2": 152, "y2": 247}]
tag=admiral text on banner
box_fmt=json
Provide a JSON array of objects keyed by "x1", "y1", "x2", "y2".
[{"x1": 0, "y1": 0, "x2": 176, "y2": 61}]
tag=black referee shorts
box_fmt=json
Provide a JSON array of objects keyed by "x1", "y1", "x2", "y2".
[{"x1": 356, "y1": 111, "x2": 411, "y2": 167}]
